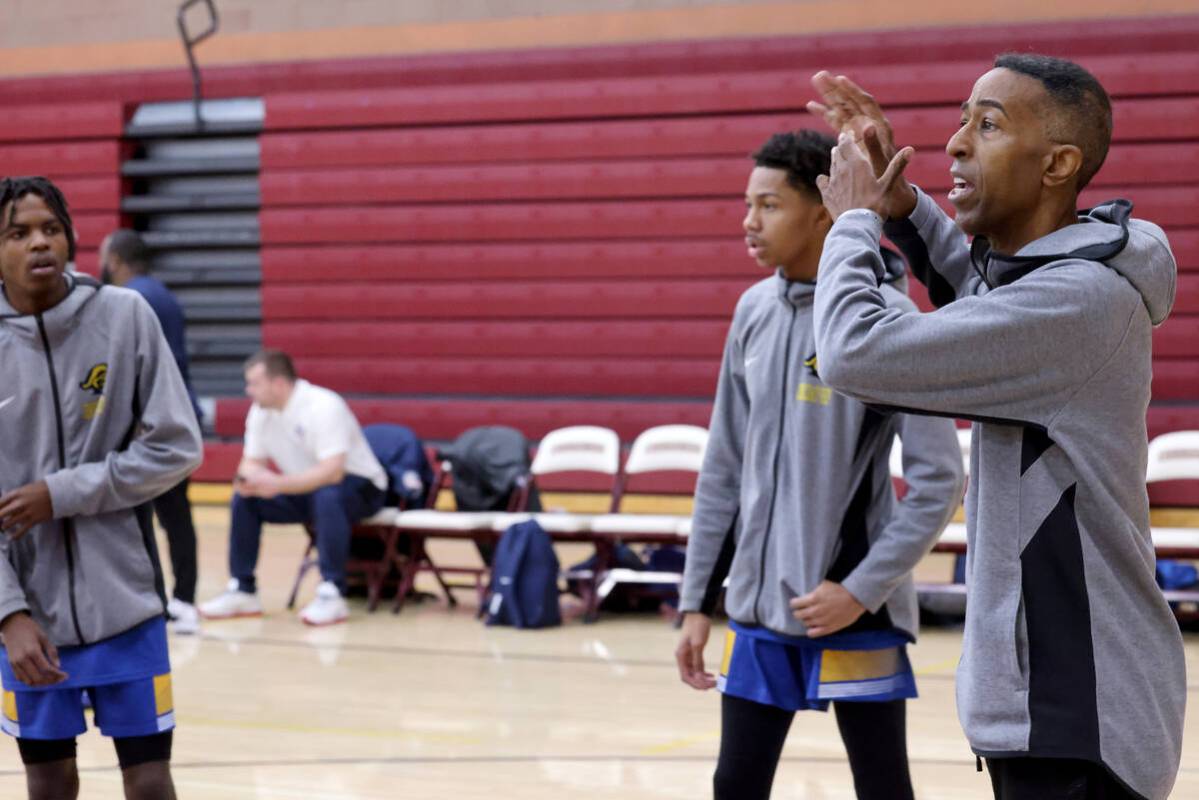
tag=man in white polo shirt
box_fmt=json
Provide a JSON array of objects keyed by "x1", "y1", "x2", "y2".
[{"x1": 199, "y1": 350, "x2": 387, "y2": 625}]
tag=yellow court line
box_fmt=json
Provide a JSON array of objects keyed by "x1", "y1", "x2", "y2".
[
  {"x1": 640, "y1": 730, "x2": 721, "y2": 756},
  {"x1": 914, "y1": 657, "x2": 961, "y2": 676}
]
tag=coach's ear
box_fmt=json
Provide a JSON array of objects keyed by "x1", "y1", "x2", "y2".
[{"x1": 1043, "y1": 144, "x2": 1083, "y2": 189}]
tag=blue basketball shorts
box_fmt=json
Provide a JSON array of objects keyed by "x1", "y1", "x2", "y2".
[
  {"x1": 0, "y1": 616, "x2": 174, "y2": 740},
  {"x1": 2, "y1": 674, "x2": 175, "y2": 740},
  {"x1": 717, "y1": 620, "x2": 917, "y2": 712}
]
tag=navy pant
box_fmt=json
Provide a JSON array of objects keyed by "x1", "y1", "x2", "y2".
[{"x1": 229, "y1": 474, "x2": 385, "y2": 594}]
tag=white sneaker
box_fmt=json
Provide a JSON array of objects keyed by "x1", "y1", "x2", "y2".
[
  {"x1": 166, "y1": 598, "x2": 201, "y2": 635},
  {"x1": 199, "y1": 579, "x2": 263, "y2": 620},
  {"x1": 299, "y1": 581, "x2": 349, "y2": 626}
]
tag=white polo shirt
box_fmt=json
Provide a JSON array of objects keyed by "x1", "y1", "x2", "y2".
[{"x1": 243, "y1": 379, "x2": 387, "y2": 492}]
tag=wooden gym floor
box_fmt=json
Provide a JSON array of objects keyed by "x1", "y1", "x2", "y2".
[{"x1": 0, "y1": 505, "x2": 1195, "y2": 799}]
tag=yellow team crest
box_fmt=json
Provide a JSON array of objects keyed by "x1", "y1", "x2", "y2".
[
  {"x1": 803, "y1": 354, "x2": 820, "y2": 378},
  {"x1": 797, "y1": 352, "x2": 830, "y2": 405},
  {"x1": 79, "y1": 363, "x2": 107, "y2": 395}
]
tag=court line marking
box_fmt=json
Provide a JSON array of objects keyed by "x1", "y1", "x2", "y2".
[
  {"x1": 195, "y1": 634, "x2": 1199, "y2": 692},
  {"x1": 176, "y1": 714, "x2": 482, "y2": 744},
  {"x1": 1, "y1": 753, "x2": 1196, "y2": 779},
  {"x1": 639, "y1": 731, "x2": 720, "y2": 755},
  {"x1": 0, "y1": 753, "x2": 1051, "y2": 775},
  {"x1": 191, "y1": 632, "x2": 963, "y2": 681}
]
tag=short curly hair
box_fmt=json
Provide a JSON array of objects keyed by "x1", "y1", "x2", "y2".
[{"x1": 751, "y1": 130, "x2": 836, "y2": 199}]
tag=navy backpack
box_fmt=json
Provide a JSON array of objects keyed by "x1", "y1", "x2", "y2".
[{"x1": 485, "y1": 519, "x2": 561, "y2": 629}]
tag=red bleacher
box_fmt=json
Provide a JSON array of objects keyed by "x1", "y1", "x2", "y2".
[
  {"x1": 2, "y1": 16, "x2": 1198, "y2": 108},
  {"x1": 1, "y1": 15, "x2": 1196, "y2": 503}
]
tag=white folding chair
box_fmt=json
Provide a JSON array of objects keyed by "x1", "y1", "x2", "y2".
[
  {"x1": 488, "y1": 425, "x2": 623, "y2": 535},
  {"x1": 1143, "y1": 431, "x2": 1199, "y2": 611},
  {"x1": 1147, "y1": 431, "x2": 1199, "y2": 484},
  {"x1": 590, "y1": 424, "x2": 707, "y2": 537},
  {"x1": 585, "y1": 425, "x2": 708, "y2": 612},
  {"x1": 1145, "y1": 431, "x2": 1199, "y2": 573}
]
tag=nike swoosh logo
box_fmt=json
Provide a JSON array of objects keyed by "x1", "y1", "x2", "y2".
[
  {"x1": 744, "y1": 356, "x2": 760, "y2": 368},
  {"x1": 0, "y1": 397, "x2": 14, "y2": 412}
]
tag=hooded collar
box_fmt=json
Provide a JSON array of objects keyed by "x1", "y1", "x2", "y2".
[
  {"x1": 0, "y1": 273, "x2": 102, "y2": 339},
  {"x1": 774, "y1": 269, "x2": 817, "y2": 305},
  {"x1": 969, "y1": 200, "x2": 1133, "y2": 289},
  {"x1": 967, "y1": 199, "x2": 1175, "y2": 324}
]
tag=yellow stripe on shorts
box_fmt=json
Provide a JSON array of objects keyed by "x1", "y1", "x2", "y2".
[
  {"x1": 720, "y1": 628, "x2": 736, "y2": 676},
  {"x1": 819, "y1": 647, "x2": 902, "y2": 683},
  {"x1": 3, "y1": 691, "x2": 16, "y2": 722},
  {"x1": 153, "y1": 674, "x2": 174, "y2": 716}
]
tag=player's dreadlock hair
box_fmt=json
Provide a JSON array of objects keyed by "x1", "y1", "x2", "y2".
[
  {"x1": 0, "y1": 176, "x2": 76, "y2": 261},
  {"x1": 751, "y1": 130, "x2": 836, "y2": 199},
  {"x1": 993, "y1": 53, "x2": 1112, "y2": 191}
]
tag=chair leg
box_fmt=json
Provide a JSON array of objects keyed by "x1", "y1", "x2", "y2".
[
  {"x1": 428, "y1": 561, "x2": 458, "y2": 608},
  {"x1": 364, "y1": 566, "x2": 383, "y2": 613},
  {"x1": 583, "y1": 540, "x2": 616, "y2": 624},
  {"x1": 364, "y1": 529, "x2": 401, "y2": 614},
  {"x1": 392, "y1": 534, "x2": 428, "y2": 614},
  {"x1": 287, "y1": 545, "x2": 317, "y2": 610}
]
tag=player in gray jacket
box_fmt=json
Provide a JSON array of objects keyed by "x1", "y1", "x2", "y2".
[
  {"x1": 809, "y1": 55, "x2": 1184, "y2": 800},
  {"x1": 675, "y1": 131, "x2": 964, "y2": 800},
  {"x1": 0, "y1": 177, "x2": 202, "y2": 799}
]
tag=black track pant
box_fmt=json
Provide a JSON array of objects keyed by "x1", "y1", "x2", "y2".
[
  {"x1": 153, "y1": 478, "x2": 198, "y2": 604},
  {"x1": 987, "y1": 757, "x2": 1139, "y2": 799},
  {"x1": 713, "y1": 693, "x2": 914, "y2": 800}
]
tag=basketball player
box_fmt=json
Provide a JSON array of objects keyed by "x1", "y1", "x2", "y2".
[
  {"x1": 0, "y1": 176, "x2": 202, "y2": 799},
  {"x1": 676, "y1": 130, "x2": 964, "y2": 800}
]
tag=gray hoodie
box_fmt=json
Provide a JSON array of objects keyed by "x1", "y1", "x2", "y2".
[
  {"x1": 680, "y1": 252, "x2": 964, "y2": 640},
  {"x1": 814, "y1": 192, "x2": 1185, "y2": 800},
  {"x1": 0, "y1": 274, "x2": 203, "y2": 647}
]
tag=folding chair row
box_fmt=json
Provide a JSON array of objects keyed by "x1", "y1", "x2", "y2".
[{"x1": 385, "y1": 423, "x2": 708, "y2": 618}]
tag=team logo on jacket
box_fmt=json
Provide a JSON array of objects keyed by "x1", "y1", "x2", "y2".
[
  {"x1": 803, "y1": 353, "x2": 820, "y2": 379},
  {"x1": 80, "y1": 364, "x2": 107, "y2": 395},
  {"x1": 797, "y1": 352, "x2": 831, "y2": 406}
]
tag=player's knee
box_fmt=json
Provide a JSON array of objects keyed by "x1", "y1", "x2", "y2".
[
  {"x1": 120, "y1": 760, "x2": 174, "y2": 800},
  {"x1": 713, "y1": 764, "x2": 747, "y2": 800},
  {"x1": 230, "y1": 491, "x2": 256, "y2": 513},
  {"x1": 310, "y1": 483, "x2": 346, "y2": 513},
  {"x1": 25, "y1": 760, "x2": 79, "y2": 800},
  {"x1": 714, "y1": 759, "x2": 773, "y2": 800}
]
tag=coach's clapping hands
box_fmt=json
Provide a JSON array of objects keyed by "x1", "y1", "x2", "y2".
[{"x1": 808, "y1": 71, "x2": 918, "y2": 221}]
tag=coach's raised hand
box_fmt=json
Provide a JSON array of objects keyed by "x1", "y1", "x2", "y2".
[
  {"x1": 816, "y1": 133, "x2": 913, "y2": 221},
  {"x1": 808, "y1": 71, "x2": 917, "y2": 219}
]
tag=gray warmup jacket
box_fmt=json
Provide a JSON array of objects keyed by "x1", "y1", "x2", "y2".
[
  {"x1": 679, "y1": 254, "x2": 964, "y2": 640},
  {"x1": 0, "y1": 275, "x2": 202, "y2": 647},
  {"x1": 813, "y1": 194, "x2": 1185, "y2": 800}
]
